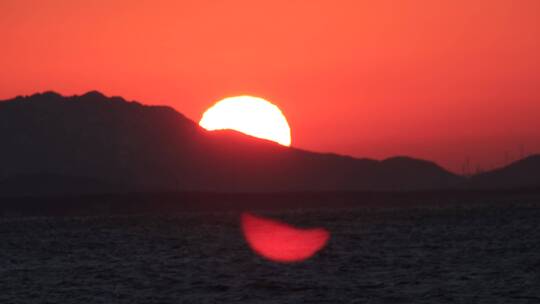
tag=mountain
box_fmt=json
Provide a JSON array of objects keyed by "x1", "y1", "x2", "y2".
[
  {"x1": 468, "y1": 155, "x2": 540, "y2": 189},
  {"x1": 0, "y1": 174, "x2": 122, "y2": 197},
  {"x1": 1, "y1": 91, "x2": 465, "y2": 196}
]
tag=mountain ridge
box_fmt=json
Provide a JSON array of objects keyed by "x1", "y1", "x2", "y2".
[{"x1": 0, "y1": 91, "x2": 536, "y2": 197}]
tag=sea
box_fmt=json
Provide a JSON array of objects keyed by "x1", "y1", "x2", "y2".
[{"x1": 1, "y1": 200, "x2": 539, "y2": 303}]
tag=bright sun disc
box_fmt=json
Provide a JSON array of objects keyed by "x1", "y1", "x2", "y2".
[{"x1": 199, "y1": 96, "x2": 291, "y2": 146}]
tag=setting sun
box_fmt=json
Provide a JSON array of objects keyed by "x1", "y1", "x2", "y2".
[{"x1": 199, "y1": 96, "x2": 291, "y2": 146}]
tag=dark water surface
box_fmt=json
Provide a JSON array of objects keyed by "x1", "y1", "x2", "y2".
[{"x1": 1, "y1": 202, "x2": 540, "y2": 303}]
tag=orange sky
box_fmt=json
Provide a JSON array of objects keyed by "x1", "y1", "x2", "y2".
[{"x1": 1, "y1": 0, "x2": 539, "y2": 173}]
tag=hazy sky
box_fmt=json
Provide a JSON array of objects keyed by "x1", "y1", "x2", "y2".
[{"x1": 1, "y1": 0, "x2": 539, "y2": 172}]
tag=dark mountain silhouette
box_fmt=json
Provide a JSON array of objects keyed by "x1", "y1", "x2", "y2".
[
  {"x1": 2, "y1": 90, "x2": 525, "y2": 197},
  {"x1": 0, "y1": 174, "x2": 122, "y2": 197},
  {"x1": 468, "y1": 155, "x2": 540, "y2": 189}
]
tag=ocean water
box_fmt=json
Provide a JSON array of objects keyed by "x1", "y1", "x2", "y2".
[{"x1": 1, "y1": 202, "x2": 539, "y2": 303}]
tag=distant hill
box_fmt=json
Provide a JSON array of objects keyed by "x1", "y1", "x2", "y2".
[
  {"x1": 0, "y1": 91, "x2": 493, "y2": 197},
  {"x1": 0, "y1": 174, "x2": 122, "y2": 197},
  {"x1": 468, "y1": 155, "x2": 540, "y2": 189}
]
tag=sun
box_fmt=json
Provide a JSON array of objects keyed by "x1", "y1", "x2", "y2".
[{"x1": 199, "y1": 96, "x2": 291, "y2": 146}]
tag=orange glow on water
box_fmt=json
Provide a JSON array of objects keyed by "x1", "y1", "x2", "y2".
[
  {"x1": 241, "y1": 212, "x2": 329, "y2": 263},
  {"x1": 199, "y1": 96, "x2": 291, "y2": 146}
]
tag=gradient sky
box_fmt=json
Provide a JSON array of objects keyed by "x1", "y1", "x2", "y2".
[{"x1": 1, "y1": 0, "x2": 539, "y2": 173}]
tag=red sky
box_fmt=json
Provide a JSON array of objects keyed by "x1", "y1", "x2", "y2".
[{"x1": 1, "y1": 0, "x2": 539, "y2": 173}]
